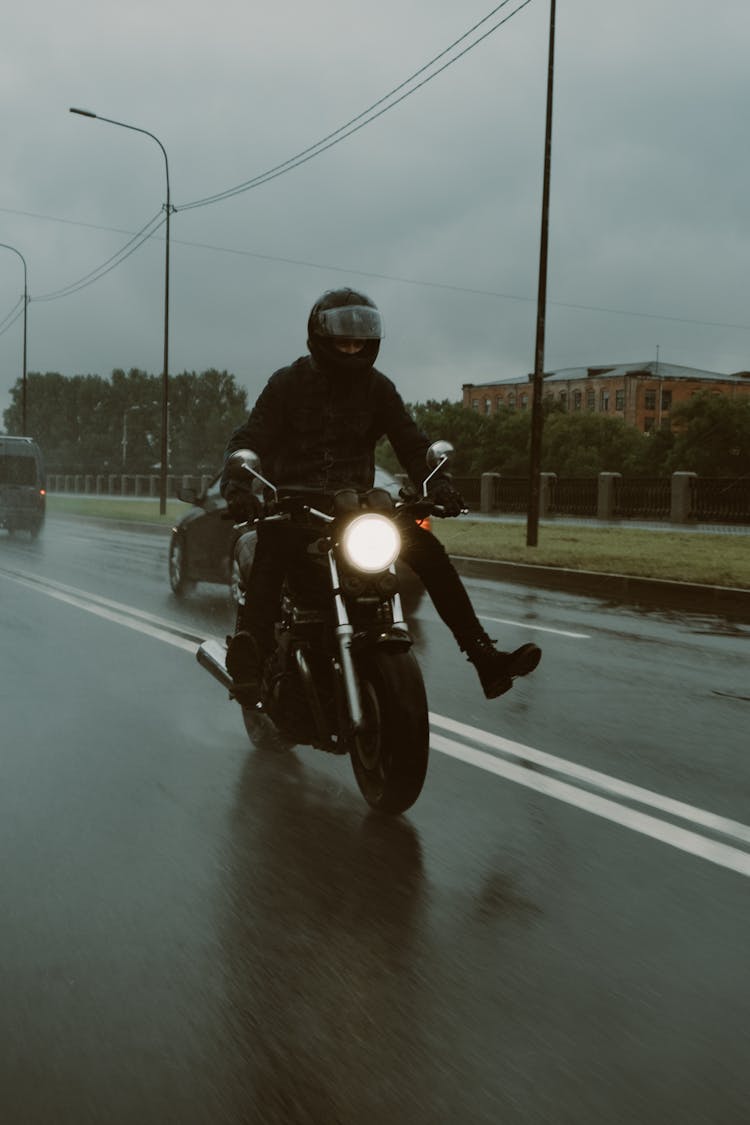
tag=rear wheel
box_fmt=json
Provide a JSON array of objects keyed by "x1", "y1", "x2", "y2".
[
  {"x1": 349, "y1": 649, "x2": 429, "y2": 815},
  {"x1": 168, "y1": 535, "x2": 195, "y2": 596}
]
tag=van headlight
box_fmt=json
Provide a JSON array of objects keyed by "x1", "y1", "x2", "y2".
[{"x1": 340, "y1": 514, "x2": 401, "y2": 573}]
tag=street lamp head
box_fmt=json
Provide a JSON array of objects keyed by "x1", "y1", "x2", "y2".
[{"x1": 69, "y1": 107, "x2": 97, "y2": 118}]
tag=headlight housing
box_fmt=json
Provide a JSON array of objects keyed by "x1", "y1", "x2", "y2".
[{"x1": 340, "y1": 513, "x2": 401, "y2": 573}]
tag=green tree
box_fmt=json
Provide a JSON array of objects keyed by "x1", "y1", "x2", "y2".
[
  {"x1": 666, "y1": 392, "x2": 750, "y2": 477},
  {"x1": 540, "y1": 412, "x2": 648, "y2": 476},
  {"x1": 2, "y1": 368, "x2": 249, "y2": 475}
]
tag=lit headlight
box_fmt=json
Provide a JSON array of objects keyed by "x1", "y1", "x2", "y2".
[{"x1": 340, "y1": 514, "x2": 401, "y2": 573}]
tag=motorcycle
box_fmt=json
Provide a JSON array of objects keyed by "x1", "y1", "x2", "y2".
[{"x1": 196, "y1": 440, "x2": 457, "y2": 815}]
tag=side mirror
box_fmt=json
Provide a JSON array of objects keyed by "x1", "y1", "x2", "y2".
[
  {"x1": 426, "y1": 440, "x2": 454, "y2": 470},
  {"x1": 227, "y1": 448, "x2": 261, "y2": 473},
  {"x1": 226, "y1": 447, "x2": 278, "y2": 498},
  {"x1": 423, "y1": 439, "x2": 455, "y2": 496},
  {"x1": 177, "y1": 486, "x2": 200, "y2": 505}
]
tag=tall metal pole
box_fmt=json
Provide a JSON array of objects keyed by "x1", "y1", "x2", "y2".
[
  {"x1": 70, "y1": 108, "x2": 172, "y2": 514},
  {"x1": 0, "y1": 243, "x2": 29, "y2": 433},
  {"x1": 526, "y1": 0, "x2": 556, "y2": 547}
]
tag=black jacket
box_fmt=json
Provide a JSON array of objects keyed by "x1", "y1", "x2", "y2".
[{"x1": 221, "y1": 356, "x2": 433, "y2": 495}]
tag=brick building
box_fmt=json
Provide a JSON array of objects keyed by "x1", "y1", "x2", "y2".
[{"x1": 462, "y1": 362, "x2": 750, "y2": 432}]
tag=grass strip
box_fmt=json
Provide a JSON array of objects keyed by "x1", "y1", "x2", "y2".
[
  {"x1": 47, "y1": 496, "x2": 749, "y2": 589},
  {"x1": 47, "y1": 495, "x2": 184, "y2": 525},
  {"x1": 431, "y1": 520, "x2": 749, "y2": 589}
]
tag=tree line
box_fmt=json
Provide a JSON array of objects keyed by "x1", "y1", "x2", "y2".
[
  {"x1": 2, "y1": 368, "x2": 249, "y2": 476},
  {"x1": 378, "y1": 393, "x2": 750, "y2": 479},
  {"x1": 3, "y1": 369, "x2": 748, "y2": 479}
]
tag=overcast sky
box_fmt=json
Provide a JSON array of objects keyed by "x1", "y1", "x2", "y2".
[{"x1": 2, "y1": 0, "x2": 749, "y2": 426}]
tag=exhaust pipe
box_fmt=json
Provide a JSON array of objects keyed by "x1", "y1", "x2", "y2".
[{"x1": 196, "y1": 638, "x2": 234, "y2": 691}]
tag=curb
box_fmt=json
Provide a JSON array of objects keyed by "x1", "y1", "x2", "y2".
[{"x1": 450, "y1": 555, "x2": 750, "y2": 619}]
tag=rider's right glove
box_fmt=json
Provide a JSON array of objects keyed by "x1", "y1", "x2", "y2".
[
  {"x1": 428, "y1": 478, "x2": 466, "y2": 518},
  {"x1": 224, "y1": 482, "x2": 263, "y2": 522}
]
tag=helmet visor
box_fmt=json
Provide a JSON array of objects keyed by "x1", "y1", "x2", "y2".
[{"x1": 316, "y1": 305, "x2": 383, "y2": 340}]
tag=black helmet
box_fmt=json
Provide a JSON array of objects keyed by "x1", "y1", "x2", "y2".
[{"x1": 307, "y1": 287, "x2": 383, "y2": 376}]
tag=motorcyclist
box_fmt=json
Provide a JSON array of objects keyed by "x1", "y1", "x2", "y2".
[{"x1": 220, "y1": 286, "x2": 541, "y2": 701}]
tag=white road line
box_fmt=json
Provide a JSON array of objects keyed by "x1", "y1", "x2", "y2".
[
  {"x1": 0, "y1": 571, "x2": 196, "y2": 654},
  {"x1": 5, "y1": 569, "x2": 748, "y2": 876},
  {"x1": 0, "y1": 568, "x2": 194, "y2": 635},
  {"x1": 430, "y1": 733, "x2": 750, "y2": 879},
  {"x1": 481, "y1": 614, "x2": 590, "y2": 639},
  {"x1": 430, "y1": 712, "x2": 750, "y2": 847}
]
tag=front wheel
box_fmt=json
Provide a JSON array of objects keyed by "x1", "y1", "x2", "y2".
[{"x1": 349, "y1": 649, "x2": 429, "y2": 815}]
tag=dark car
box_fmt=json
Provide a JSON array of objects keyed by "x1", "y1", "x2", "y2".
[
  {"x1": 0, "y1": 436, "x2": 46, "y2": 538},
  {"x1": 168, "y1": 467, "x2": 426, "y2": 610}
]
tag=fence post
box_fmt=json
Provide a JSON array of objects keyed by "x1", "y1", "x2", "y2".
[
  {"x1": 598, "y1": 472, "x2": 621, "y2": 521},
  {"x1": 480, "y1": 472, "x2": 500, "y2": 513},
  {"x1": 671, "y1": 472, "x2": 697, "y2": 523},
  {"x1": 540, "y1": 472, "x2": 556, "y2": 518}
]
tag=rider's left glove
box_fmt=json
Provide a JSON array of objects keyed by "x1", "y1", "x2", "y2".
[
  {"x1": 428, "y1": 479, "x2": 466, "y2": 518},
  {"x1": 224, "y1": 482, "x2": 263, "y2": 522}
]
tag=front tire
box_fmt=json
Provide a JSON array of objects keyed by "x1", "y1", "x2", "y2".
[
  {"x1": 349, "y1": 649, "x2": 429, "y2": 815},
  {"x1": 168, "y1": 534, "x2": 195, "y2": 596}
]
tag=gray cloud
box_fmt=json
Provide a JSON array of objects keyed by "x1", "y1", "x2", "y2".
[{"x1": 2, "y1": 0, "x2": 749, "y2": 430}]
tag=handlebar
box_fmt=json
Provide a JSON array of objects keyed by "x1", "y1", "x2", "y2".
[{"x1": 224, "y1": 492, "x2": 468, "y2": 528}]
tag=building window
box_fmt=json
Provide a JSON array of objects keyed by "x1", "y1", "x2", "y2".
[
  {"x1": 615, "y1": 389, "x2": 625, "y2": 411},
  {"x1": 573, "y1": 391, "x2": 582, "y2": 411},
  {"x1": 471, "y1": 399, "x2": 479, "y2": 411},
  {"x1": 559, "y1": 391, "x2": 568, "y2": 409},
  {"x1": 484, "y1": 398, "x2": 492, "y2": 414},
  {"x1": 508, "y1": 392, "x2": 516, "y2": 409},
  {"x1": 586, "y1": 390, "x2": 595, "y2": 411},
  {"x1": 644, "y1": 416, "x2": 655, "y2": 432},
  {"x1": 520, "y1": 393, "x2": 529, "y2": 410},
  {"x1": 600, "y1": 390, "x2": 609, "y2": 412},
  {"x1": 495, "y1": 395, "x2": 504, "y2": 410},
  {"x1": 661, "y1": 390, "x2": 672, "y2": 411},
  {"x1": 644, "y1": 390, "x2": 656, "y2": 410}
]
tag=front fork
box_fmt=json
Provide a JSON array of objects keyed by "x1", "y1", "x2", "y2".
[{"x1": 328, "y1": 551, "x2": 366, "y2": 733}]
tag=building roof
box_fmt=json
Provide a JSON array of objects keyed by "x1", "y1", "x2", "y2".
[{"x1": 468, "y1": 361, "x2": 750, "y2": 389}]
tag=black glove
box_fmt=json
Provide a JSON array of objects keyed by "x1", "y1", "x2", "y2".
[
  {"x1": 428, "y1": 479, "x2": 465, "y2": 518},
  {"x1": 224, "y1": 482, "x2": 263, "y2": 522}
]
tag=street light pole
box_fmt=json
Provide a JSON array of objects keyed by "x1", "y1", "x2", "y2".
[
  {"x1": 526, "y1": 0, "x2": 556, "y2": 547},
  {"x1": 0, "y1": 243, "x2": 29, "y2": 434},
  {"x1": 70, "y1": 107, "x2": 172, "y2": 515}
]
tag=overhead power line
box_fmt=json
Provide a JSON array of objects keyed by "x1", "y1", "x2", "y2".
[
  {"x1": 0, "y1": 296, "x2": 24, "y2": 334},
  {"x1": 176, "y1": 0, "x2": 534, "y2": 212},
  {"x1": 3, "y1": 206, "x2": 750, "y2": 332},
  {"x1": 0, "y1": 303, "x2": 25, "y2": 340},
  {"x1": 33, "y1": 212, "x2": 165, "y2": 303}
]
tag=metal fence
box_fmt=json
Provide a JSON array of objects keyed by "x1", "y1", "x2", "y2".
[
  {"x1": 690, "y1": 477, "x2": 750, "y2": 523},
  {"x1": 547, "y1": 477, "x2": 598, "y2": 516},
  {"x1": 614, "y1": 477, "x2": 671, "y2": 519},
  {"x1": 468, "y1": 473, "x2": 750, "y2": 525}
]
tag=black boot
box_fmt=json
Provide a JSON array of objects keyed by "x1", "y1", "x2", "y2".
[
  {"x1": 464, "y1": 635, "x2": 542, "y2": 700},
  {"x1": 225, "y1": 630, "x2": 263, "y2": 704}
]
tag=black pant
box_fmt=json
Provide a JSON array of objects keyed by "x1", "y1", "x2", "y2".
[{"x1": 239, "y1": 516, "x2": 484, "y2": 652}]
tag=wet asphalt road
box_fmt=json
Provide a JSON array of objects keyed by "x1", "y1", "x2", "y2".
[{"x1": 1, "y1": 518, "x2": 749, "y2": 1124}]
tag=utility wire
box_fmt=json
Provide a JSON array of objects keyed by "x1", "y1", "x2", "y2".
[
  {"x1": 0, "y1": 296, "x2": 24, "y2": 333},
  {"x1": 177, "y1": 0, "x2": 533, "y2": 211},
  {"x1": 34, "y1": 212, "x2": 165, "y2": 302},
  {"x1": 167, "y1": 233, "x2": 750, "y2": 333},
  {"x1": 0, "y1": 303, "x2": 25, "y2": 339},
  {"x1": 4, "y1": 206, "x2": 750, "y2": 331}
]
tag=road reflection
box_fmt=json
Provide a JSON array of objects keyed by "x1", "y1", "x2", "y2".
[{"x1": 217, "y1": 745, "x2": 436, "y2": 1122}]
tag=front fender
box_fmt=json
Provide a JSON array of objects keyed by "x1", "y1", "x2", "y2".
[{"x1": 351, "y1": 628, "x2": 412, "y2": 655}]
